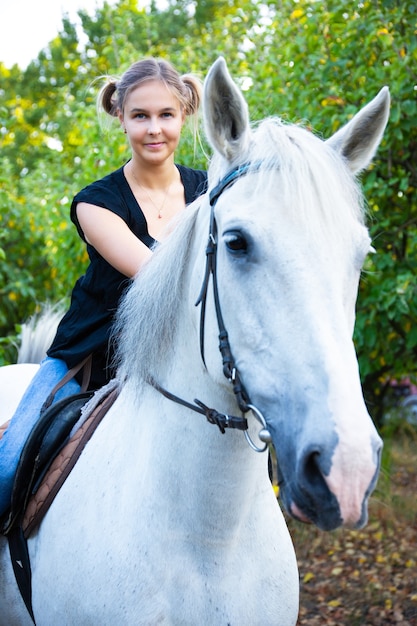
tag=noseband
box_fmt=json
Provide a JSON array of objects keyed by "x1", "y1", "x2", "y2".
[{"x1": 148, "y1": 162, "x2": 271, "y2": 453}]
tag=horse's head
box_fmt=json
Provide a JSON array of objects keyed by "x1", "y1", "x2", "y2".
[{"x1": 201, "y1": 57, "x2": 390, "y2": 531}]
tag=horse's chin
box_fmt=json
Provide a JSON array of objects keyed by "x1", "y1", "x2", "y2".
[
  {"x1": 288, "y1": 502, "x2": 313, "y2": 525},
  {"x1": 281, "y1": 488, "x2": 344, "y2": 532}
]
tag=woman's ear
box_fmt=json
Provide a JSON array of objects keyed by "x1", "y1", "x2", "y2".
[{"x1": 118, "y1": 110, "x2": 126, "y2": 133}]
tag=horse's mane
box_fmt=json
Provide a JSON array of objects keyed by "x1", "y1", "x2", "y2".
[
  {"x1": 113, "y1": 199, "x2": 203, "y2": 383},
  {"x1": 114, "y1": 116, "x2": 365, "y2": 383}
]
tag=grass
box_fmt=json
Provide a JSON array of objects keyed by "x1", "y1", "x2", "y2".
[{"x1": 372, "y1": 420, "x2": 417, "y2": 525}]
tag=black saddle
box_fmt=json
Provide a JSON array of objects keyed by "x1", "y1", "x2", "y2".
[{"x1": 2, "y1": 391, "x2": 94, "y2": 536}]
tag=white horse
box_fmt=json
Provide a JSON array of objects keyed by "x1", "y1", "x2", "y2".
[{"x1": 0, "y1": 58, "x2": 389, "y2": 625}]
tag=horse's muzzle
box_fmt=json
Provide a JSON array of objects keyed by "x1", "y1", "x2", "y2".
[{"x1": 274, "y1": 435, "x2": 382, "y2": 532}]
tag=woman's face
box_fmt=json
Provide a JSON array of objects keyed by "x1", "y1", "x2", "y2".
[{"x1": 119, "y1": 79, "x2": 185, "y2": 167}]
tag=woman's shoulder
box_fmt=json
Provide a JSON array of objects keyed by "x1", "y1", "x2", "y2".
[
  {"x1": 176, "y1": 164, "x2": 207, "y2": 184},
  {"x1": 176, "y1": 164, "x2": 208, "y2": 202},
  {"x1": 73, "y1": 166, "x2": 126, "y2": 203},
  {"x1": 70, "y1": 165, "x2": 134, "y2": 237}
]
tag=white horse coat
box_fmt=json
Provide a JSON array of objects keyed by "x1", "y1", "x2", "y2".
[{"x1": 0, "y1": 58, "x2": 389, "y2": 625}]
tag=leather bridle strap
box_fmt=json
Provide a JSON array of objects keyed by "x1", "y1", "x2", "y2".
[
  {"x1": 147, "y1": 161, "x2": 271, "y2": 449},
  {"x1": 147, "y1": 375, "x2": 248, "y2": 434},
  {"x1": 195, "y1": 162, "x2": 263, "y2": 413}
]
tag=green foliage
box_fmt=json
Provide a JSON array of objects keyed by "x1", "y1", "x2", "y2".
[
  {"x1": 0, "y1": 0, "x2": 415, "y2": 421},
  {"x1": 0, "y1": 161, "x2": 57, "y2": 363}
]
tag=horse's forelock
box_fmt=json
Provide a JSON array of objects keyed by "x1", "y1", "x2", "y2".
[
  {"x1": 207, "y1": 117, "x2": 365, "y2": 247},
  {"x1": 251, "y1": 119, "x2": 366, "y2": 238}
]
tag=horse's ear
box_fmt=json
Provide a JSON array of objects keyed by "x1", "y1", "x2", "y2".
[
  {"x1": 203, "y1": 57, "x2": 251, "y2": 162},
  {"x1": 326, "y1": 87, "x2": 390, "y2": 174}
]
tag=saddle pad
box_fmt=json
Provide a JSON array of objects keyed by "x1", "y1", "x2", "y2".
[{"x1": 22, "y1": 386, "x2": 119, "y2": 538}]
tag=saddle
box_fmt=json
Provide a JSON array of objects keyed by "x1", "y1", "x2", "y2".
[
  {"x1": 1, "y1": 391, "x2": 94, "y2": 535},
  {"x1": 0, "y1": 381, "x2": 119, "y2": 623}
]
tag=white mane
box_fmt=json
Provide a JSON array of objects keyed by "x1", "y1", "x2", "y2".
[{"x1": 113, "y1": 198, "x2": 203, "y2": 383}]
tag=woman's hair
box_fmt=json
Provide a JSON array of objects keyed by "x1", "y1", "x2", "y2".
[{"x1": 98, "y1": 57, "x2": 202, "y2": 119}]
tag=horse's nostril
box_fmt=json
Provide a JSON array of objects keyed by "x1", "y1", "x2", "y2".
[
  {"x1": 302, "y1": 449, "x2": 327, "y2": 489},
  {"x1": 291, "y1": 445, "x2": 344, "y2": 531}
]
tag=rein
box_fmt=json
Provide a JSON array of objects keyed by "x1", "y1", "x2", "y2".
[{"x1": 148, "y1": 162, "x2": 271, "y2": 453}]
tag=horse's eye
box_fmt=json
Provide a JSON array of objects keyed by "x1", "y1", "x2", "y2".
[{"x1": 224, "y1": 231, "x2": 248, "y2": 254}]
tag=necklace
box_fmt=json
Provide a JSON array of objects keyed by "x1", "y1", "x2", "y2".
[{"x1": 130, "y1": 164, "x2": 173, "y2": 219}]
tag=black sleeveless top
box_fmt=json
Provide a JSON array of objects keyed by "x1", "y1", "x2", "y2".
[{"x1": 48, "y1": 164, "x2": 207, "y2": 389}]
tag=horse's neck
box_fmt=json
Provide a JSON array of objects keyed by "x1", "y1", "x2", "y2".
[{"x1": 109, "y1": 379, "x2": 270, "y2": 540}]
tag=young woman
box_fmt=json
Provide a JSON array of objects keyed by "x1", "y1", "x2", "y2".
[{"x1": 0, "y1": 57, "x2": 207, "y2": 517}]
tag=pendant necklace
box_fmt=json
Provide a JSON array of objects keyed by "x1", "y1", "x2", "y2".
[{"x1": 130, "y1": 164, "x2": 173, "y2": 219}]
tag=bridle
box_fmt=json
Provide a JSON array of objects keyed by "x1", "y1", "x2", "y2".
[{"x1": 148, "y1": 162, "x2": 272, "y2": 453}]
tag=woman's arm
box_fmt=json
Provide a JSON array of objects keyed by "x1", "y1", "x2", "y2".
[{"x1": 76, "y1": 202, "x2": 153, "y2": 278}]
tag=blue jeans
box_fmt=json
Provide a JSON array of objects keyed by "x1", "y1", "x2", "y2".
[{"x1": 0, "y1": 356, "x2": 81, "y2": 516}]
